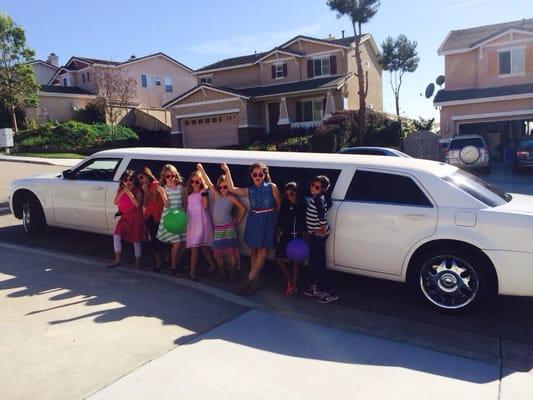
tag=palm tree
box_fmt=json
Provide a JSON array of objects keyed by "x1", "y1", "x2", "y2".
[{"x1": 327, "y1": 0, "x2": 380, "y2": 145}]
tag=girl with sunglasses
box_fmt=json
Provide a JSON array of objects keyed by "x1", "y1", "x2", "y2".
[
  {"x1": 221, "y1": 162, "x2": 281, "y2": 295},
  {"x1": 196, "y1": 163, "x2": 246, "y2": 281},
  {"x1": 185, "y1": 169, "x2": 217, "y2": 281},
  {"x1": 107, "y1": 169, "x2": 147, "y2": 269},
  {"x1": 303, "y1": 175, "x2": 339, "y2": 304},
  {"x1": 137, "y1": 167, "x2": 165, "y2": 272},
  {"x1": 275, "y1": 181, "x2": 306, "y2": 296},
  {"x1": 156, "y1": 164, "x2": 187, "y2": 275}
]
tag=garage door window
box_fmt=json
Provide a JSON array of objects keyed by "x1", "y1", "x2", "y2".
[{"x1": 346, "y1": 170, "x2": 432, "y2": 207}]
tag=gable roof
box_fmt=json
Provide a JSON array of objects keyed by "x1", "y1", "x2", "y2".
[
  {"x1": 439, "y1": 18, "x2": 533, "y2": 55},
  {"x1": 163, "y1": 84, "x2": 250, "y2": 108},
  {"x1": 29, "y1": 60, "x2": 58, "y2": 70},
  {"x1": 238, "y1": 75, "x2": 347, "y2": 98},
  {"x1": 193, "y1": 34, "x2": 373, "y2": 74}
]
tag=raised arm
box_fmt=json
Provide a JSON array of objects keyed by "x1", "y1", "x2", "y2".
[
  {"x1": 123, "y1": 187, "x2": 140, "y2": 208},
  {"x1": 221, "y1": 163, "x2": 248, "y2": 197},
  {"x1": 113, "y1": 188, "x2": 124, "y2": 205},
  {"x1": 229, "y1": 194, "x2": 247, "y2": 223},
  {"x1": 196, "y1": 163, "x2": 217, "y2": 196}
]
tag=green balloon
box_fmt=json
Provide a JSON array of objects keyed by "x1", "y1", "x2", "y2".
[{"x1": 163, "y1": 208, "x2": 187, "y2": 234}]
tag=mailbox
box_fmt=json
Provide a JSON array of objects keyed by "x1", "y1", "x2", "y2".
[{"x1": 0, "y1": 128, "x2": 14, "y2": 148}]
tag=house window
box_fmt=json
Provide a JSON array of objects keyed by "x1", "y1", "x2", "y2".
[
  {"x1": 155, "y1": 76, "x2": 161, "y2": 86},
  {"x1": 313, "y1": 57, "x2": 330, "y2": 77},
  {"x1": 275, "y1": 64, "x2": 284, "y2": 79},
  {"x1": 298, "y1": 100, "x2": 323, "y2": 122},
  {"x1": 82, "y1": 73, "x2": 85, "y2": 84},
  {"x1": 499, "y1": 47, "x2": 525, "y2": 76},
  {"x1": 141, "y1": 74, "x2": 148, "y2": 88},
  {"x1": 62, "y1": 76, "x2": 69, "y2": 87},
  {"x1": 164, "y1": 77, "x2": 172, "y2": 93},
  {"x1": 200, "y1": 75, "x2": 213, "y2": 84},
  {"x1": 87, "y1": 72, "x2": 90, "y2": 82}
]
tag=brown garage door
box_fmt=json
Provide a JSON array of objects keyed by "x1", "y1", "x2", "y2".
[{"x1": 183, "y1": 113, "x2": 239, "y2": 148}]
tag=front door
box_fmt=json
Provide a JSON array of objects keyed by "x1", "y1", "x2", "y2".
[
  {"x1": 268, "y1": 102, "x2": 280, "y2": 134},
  {"x1": 334, "y1": 169, "x2": 437, "y2": 275},
  {"x1": 52, "y1": 158, "x2": 122, "y2": 233}
]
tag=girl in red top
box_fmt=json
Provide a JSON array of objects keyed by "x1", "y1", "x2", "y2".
[
  {"x1": 138, "y1": 167, "x2": 164, "y2": 272},
  {"x1": 107, "y1": 169, "x2": 147, "y2": 269}
]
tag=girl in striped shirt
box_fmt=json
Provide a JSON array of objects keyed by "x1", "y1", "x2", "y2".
[{"x1": 303, "y1": 175, "x2": 339, "y2": 304}]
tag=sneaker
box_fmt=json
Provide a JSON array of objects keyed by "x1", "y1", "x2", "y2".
[
  {"x1": 316, "y1": 292, "x2": 339, "y2": 304},
  {"x1": 304, "y1": 284, "x2": 321, "y2": 297}
]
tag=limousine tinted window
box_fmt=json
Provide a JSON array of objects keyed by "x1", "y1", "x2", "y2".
[
  {"x1": 346, "y1": 170, "x2": 432, "y2": 207},
  {"x1": 126, "y1": 159, "x2": 340, "y2": 191}
]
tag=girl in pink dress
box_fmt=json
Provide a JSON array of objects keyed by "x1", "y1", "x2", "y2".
[
  {"x1": 186, "y1": 169, "x2": 216, "y2": 281},
  {"x1": 107, "y1": 169, "x2": 147, "y2": 269}
]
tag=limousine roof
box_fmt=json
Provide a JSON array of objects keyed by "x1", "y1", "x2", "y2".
[{"x1": 96, "y1": 147, "x2": 453, "y2": 176}]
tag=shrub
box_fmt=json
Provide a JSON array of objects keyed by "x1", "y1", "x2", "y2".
[
  {"x1": 15, "y1": 121, "x2": 138, "y2": 153},
  {"x1": 74, "y1": 98, "x2": 106, "y2": 124}
]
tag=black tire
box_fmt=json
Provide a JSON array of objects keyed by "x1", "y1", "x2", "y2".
[
  {"x1": 410, "y1": 247, "x2": 492, "y2": 312},
  {"x1": 22, "y1": 194, "x2": 46, "y2": 236}
]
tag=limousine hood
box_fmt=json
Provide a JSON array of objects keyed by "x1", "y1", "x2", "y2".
[{"x1": 494, "y1": 193, "x2": 533, "y2": 215}]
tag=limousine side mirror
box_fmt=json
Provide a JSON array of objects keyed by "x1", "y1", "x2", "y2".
[{"x1": 62, "y1": 169, "x2": 74, "y2": 179}]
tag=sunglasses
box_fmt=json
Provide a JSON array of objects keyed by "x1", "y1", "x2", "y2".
[
  {"x1": 285, "y1": 191, "x2": 296, "y2": 197},
  {"x1": 191, "y1": 180, "x2": 202, "y2": 185},
  {"x1": 252, "y1": 172, "x2": 264, "y2": 178},
  {"x1": 137, "y1": 176, "x2": 145, "y2": 180},
  {"x1": 165, "y1": 174, "x2": 175, "y2": 179},
  {"x1": 311, "y1": 183, "x2": 322, "y2": 191},
  {"x1": 218, "y1": 185, "x2": 228, "y2": 190},
  {"x1": 124, "y1": 177, "x2": 134, "y2": 182}
]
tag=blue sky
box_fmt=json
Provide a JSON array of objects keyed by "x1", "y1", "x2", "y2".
[{"x1": 3, "y1": 0, "x2": 531, "y2": 122}]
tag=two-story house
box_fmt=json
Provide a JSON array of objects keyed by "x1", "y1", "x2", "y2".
[
  {"x1": 434, "y1": 18, "x2": 533, "y2": 159},
  {"x1": 29, "y1": 53, "x2": 59, "y2": 85},
  {"x1": 164, "y1": 33, "x2": 382, "y2": 148},
  {"x1": 29, "y1": 52, "x2": 197, "y2": 125}
]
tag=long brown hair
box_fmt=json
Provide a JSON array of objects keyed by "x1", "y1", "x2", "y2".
[
  {"x1": 159, "y1": 164, "x2": 183, "y2": 186},
  {"x1": 249, "y1": 162, "x2": 272, "y2": 183},
  {"x1": 119, "y1": 169, "x2": 135, "y2": 189},
  {"x1": 138, "y1": 166, "x2": 157, "y2": 183}
]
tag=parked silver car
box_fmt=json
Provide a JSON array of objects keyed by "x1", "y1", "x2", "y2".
[{"x1": 444, "y1": 135, "x2": 490, "y2": 174}]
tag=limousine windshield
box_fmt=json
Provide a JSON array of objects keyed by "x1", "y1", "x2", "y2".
[{"x1": 443, "y1": 170, "x2": 511, "y2": 207}]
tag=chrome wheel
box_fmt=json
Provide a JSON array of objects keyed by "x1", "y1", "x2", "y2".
[
  {"x1": 419, "y1": 255, "x2": 479, "y2": 310},
  {"x1": 22, "y1": 201, "x2": 31, "y2": 232}
]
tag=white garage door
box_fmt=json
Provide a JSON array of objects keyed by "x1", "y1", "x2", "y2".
[{"x1": 183, "y1": 113, "x2": 239, "y2": 148}]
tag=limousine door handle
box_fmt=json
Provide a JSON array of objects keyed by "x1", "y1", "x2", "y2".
[
  {"x1": 403, "y1": 214, "x2": 430, "y2": 221},
  {"x1": 93, "y1": 186, "x2": 104, "y2": 191}
]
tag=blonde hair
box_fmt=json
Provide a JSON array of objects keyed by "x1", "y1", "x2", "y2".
[
  {"x1": 159, "y1": 164, "x2": 183, "y2": 186},
  {"x1": 186, "y1": 170, "x2": 206, "y2": 193},
  {"x1": 249, "y1": 162, "x2": 272, "y2": 183}
]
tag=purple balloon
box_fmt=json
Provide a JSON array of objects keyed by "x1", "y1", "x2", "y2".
[{"x1": 286, "y1": 238, "x2": 310, "y2": 262}]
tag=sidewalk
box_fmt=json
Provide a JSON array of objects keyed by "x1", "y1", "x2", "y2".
[{"x1": 0, "y1": 154, "x2": 82, "y2": 167}]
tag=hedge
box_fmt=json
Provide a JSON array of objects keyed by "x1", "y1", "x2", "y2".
[{"x1": 15, "y1": 121, "x2": 139, "y2": 154}]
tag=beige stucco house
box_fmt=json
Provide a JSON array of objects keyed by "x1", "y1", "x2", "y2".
[
  {"x1": 164, "y1": 34, "x2": 383, "y2": 148},
  {"x1": 434, "y1": 18, "x2": 533, "y2": 160},
  {"x1": 29, "y1": 54, "x2": 59, "y2": 85},
  {"x1": 28, "y1": 52, "x2": 196, "y2": 125}
]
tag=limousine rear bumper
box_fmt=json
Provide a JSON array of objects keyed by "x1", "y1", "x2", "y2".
[{"x1": 485, "y1": 250, "x2": 533, "y2": 297}]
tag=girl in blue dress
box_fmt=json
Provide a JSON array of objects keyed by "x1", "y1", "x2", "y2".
[{"x1": 222, "y1": 162, "x2": 281, "y2": 295}]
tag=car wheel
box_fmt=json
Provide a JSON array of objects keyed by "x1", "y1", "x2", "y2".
[
  {"x1": 22, "y1": 194, "x2": 46, "y2": 236},
  {"x1": 413, "y1": 248, "x2": 490, "y2": 312}
]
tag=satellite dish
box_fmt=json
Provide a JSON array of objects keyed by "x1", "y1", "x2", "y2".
[
  {"x1": 436, "y1": 75, "x2": 445, "y2": 86},
  {"x1": 424, "y1": 83, "x2": 435, "y2": 99}
]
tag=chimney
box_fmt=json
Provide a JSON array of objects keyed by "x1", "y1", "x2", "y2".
[
  {"x1": 342, "y1": 30, "x2": 345, "y2": 39},
  {"x1": 130, "y1": 55, "x2": 136, "y2": 60},
  {"x1": 47, "y1": 52, "x2": 59, "y2": 67}
]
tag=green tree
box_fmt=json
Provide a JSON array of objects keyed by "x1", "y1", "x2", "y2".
[
  {"x1": 380, "y1": 34, "x2": 419, "y2": 118},
  {"x1": 327, "y1": 0, "x2": 380, "y2": 145},
  {"x1": 413, "y1": 116, "x2": 435, "y2": 131},
  {"x1": 0, "y1": 13, "x2": 38, "y2": 132}
]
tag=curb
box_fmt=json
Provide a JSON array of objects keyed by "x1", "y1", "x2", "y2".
[
  {"x1": 1, "y1": 240, "x2": 532, "y2": 371},
  {"x1": 0, "y1": 156, "x2": 81, "y2": 167}
]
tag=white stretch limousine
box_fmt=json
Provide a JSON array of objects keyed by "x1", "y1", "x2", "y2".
[{"x1": 9, "y1": 148, "x2": 533, "y2": 311}]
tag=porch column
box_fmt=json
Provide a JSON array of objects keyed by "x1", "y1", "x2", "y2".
[
  {"x1": 323, "y1": 90, "x2": 336, "y2": 120},
  {"x1": 278, "y1": 97, "x2": 290, "y2": 125}
]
